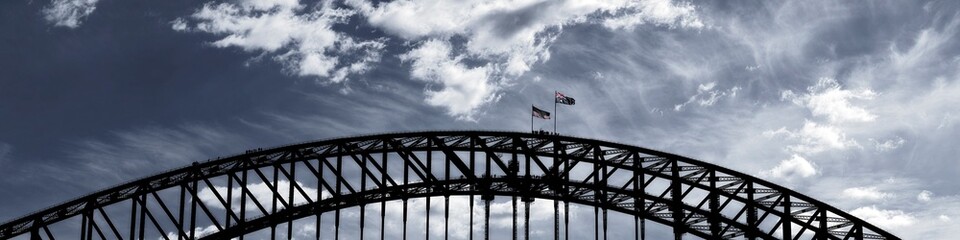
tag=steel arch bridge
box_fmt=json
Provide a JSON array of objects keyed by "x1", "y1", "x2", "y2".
[{"x1": 0, "y1": 131, "x2": 899, "y2": 240}]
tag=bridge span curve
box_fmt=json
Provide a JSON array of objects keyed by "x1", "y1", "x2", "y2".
[{"x1": 0, "y1": 131, "x2": 899, "y2": 240}]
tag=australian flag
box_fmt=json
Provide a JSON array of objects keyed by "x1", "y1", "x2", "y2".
[
  {"x1": 532, "y1": 106, "x2": 551, "y2": 119},
  {"x1": 556, "y1": 91, "x2": 575, "y2": 105}
]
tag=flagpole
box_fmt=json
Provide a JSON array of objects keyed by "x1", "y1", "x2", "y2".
[
  {"x1": 554, "y1": 91, "x2": 558, "y2": 134},
  {"x1": 531, "y1": 105, "x2": 534, "y2": 133}
]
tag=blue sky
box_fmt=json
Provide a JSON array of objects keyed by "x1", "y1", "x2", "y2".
[{"x1": 2, "y1": 0, "x2": 959, "y2": 238}]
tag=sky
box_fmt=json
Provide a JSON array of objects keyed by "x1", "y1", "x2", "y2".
[{"x1": 1, "y1": 0, "x2": 959, "y2": 238}]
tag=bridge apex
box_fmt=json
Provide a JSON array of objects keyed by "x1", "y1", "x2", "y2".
[{"x1": 0, "y1": 131, "x2": 899, "y2": 240}]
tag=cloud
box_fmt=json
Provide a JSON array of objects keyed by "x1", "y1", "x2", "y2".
[
  {"x1": 849, "y1": 206, "x2": 915, "y2": 229},
  {"x1": 173, "y1": 0, "x2": 704, "y2": 119},
  {"x1": 842, "y1": 186, "x2": 891, "y2": 201},
  {"x1": 869, "y1": 137, "x2": 905, "y2": 152},
  {"x1": 71, "y1": 124, "x2": 252, "y2": 183},
  {"x1": 348, "y1": 0, "x2": 703, "y2": 42},
  {"x1": 781, "y1": 78, "x2": 877, "y2": 123},
  {"x1": 42, "y1": 0, "x2": 99, "y2": 28},
  {"x1": 177, "y1": 0, "x2": 386, "y2": 83},
  {"x1": 344, "y1": 0, "x2": 703, "y2": 119},
  {"x1": 918, "y1": 190, "x2": 934, "y2": 202},
  {"x1": 761, "y1": 154, "x2": 817, "y2": 179},
  {"x1": 400, "y1": 39, "x2": 498, "y2": 120},
  {"x1": 601, "y1": 0, "x2": 704, "y2": 30},
  {"x1": 763, "y1": 120, "x2": 859, "y2": 154},
  {"x1": 170, "y1": 18, "x2": 188, "y2": 32},
  {"x1": 673, "y1": 82, "x2": 740, "y2": 111},
  {"x1": 889, "y1": 11, "x2": 960, "y2": 73}
]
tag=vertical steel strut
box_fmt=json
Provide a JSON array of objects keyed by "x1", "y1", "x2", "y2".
[
  {"x1": 484, "y1": 196, "x2": 491, "y2": 240},
  {"x1": 594, "y1": 206, "x2": 599, "y2": 240},
  {"x1": 239, "y1": 170, "x2": 248, "y2": 240},
  {"x1": 594, "y1": 146, "x2": 600, "y2": 240},
  {"x1": 178, "y1": 180, "x2": 187, "y2": 240},
  {"x1": 524, "y1": 200, "x2": 531, "y2": 240},
  {"x1": 361, "y1": 149, "x2": 368, "y2": 240},
  {"x1": 129, "y1": 196, "x2": 137, "y2": 240},
  {"x1": 603, "y1": 209, "x2": 608, "y2": 240},
  {"x1": 317, "y1": 159, "x2": 324, "y2": 240},
  {"x1": 513, "y1": 196, "x2": 518, "y2": 240},
  {"x1": 470, "y1": 137, "x2": 476, "y2": 240},
  {"x1": 271, "y1": 166, "x2": 279, "y2": 240},
  {"x1": 403, "y1": 140, "x2": 409, "y2": 240},
  {"x1": 445, "y1": 148, "x2": 451, "y2": 240},
  {"x1": 382, "y1": 141, "x2": 389, "y2": 240},
  {"x1": 336, "y1": 151, "x2": 342, "y2": 240},
  {"x1": 288, "y1": 162, "x2": 296, "y2": 240},
  {"x1": 426, "y1": 145, "x2": 432, "y2": 240}
]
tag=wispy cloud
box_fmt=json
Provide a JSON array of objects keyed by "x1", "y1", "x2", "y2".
[
  {"x1": 70, "y1": 124, "x2": 253, "y2": 183},
  {"x1": 42, "y1": 0, "x2": 99, "y2": 28},
  {"x1": 673, "y1": 81, "x2": 740, "y2": 111}
]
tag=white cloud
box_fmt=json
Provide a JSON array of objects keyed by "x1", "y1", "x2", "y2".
[
  {"x1": 346, "y1": 0, "x2": 703, "y2": 118},
  {"x1": 761, "y1": 154, "x2": 817, "y2": 179},
  {"x1": 601, "y1": 0, "x2": 704, "y2": 30},
  {"x1": 849, "y1": 206, "x2": 915, "y2": 229},
  {"x1": 42, "y1": 0, "x2": 99, "y2": 28},
  {"x1": 172, "y1": 0, "x2": 705, "y2": 120},
  {"x1": 918, "y1": 190, "x2": 934, "y2": 202},
  {"x1": 842, "y1": 187, "x2": 891, "y2": 201},
  {"x1": 782, "y1": 78, "x2": 877, "y2": 123},
  {"x1": 170, "y1": 18, "x2": 189, "y2": 32},
  {"x1": 178, "y1": 0, "x2": 385, "y2": 83},
  {"x1": 939, "y1": 215, "x2": 951, "y2": 222},
  {"x1": 400, "y1": 39, "x2": 497, "y2": 120},
  {"x1": 869, "y1": 137, "x2": 905, "y2": 152},
  {"x1": 763, "y1": 120, "x2": 858, "y2": 154},
  {"x1": 348, "y1": 0, "x2": 703, "y2": 42}
]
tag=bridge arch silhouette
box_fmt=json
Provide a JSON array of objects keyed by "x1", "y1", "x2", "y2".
[{"x1": 0, "y1": 131, "x2": 899, "y2": 240}]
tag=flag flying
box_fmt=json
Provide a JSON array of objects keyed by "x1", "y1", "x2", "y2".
[
  {"x1": 556, "y1": 91, "x2": 575, "y2": 105},
  {"x1": 532, "y1": 106, "x2": 551, "y2": 119}
]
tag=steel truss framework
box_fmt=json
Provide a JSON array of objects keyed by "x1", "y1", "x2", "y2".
[{"x1": 0, "y1": 131, "x2": 899, "y2": 240}]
